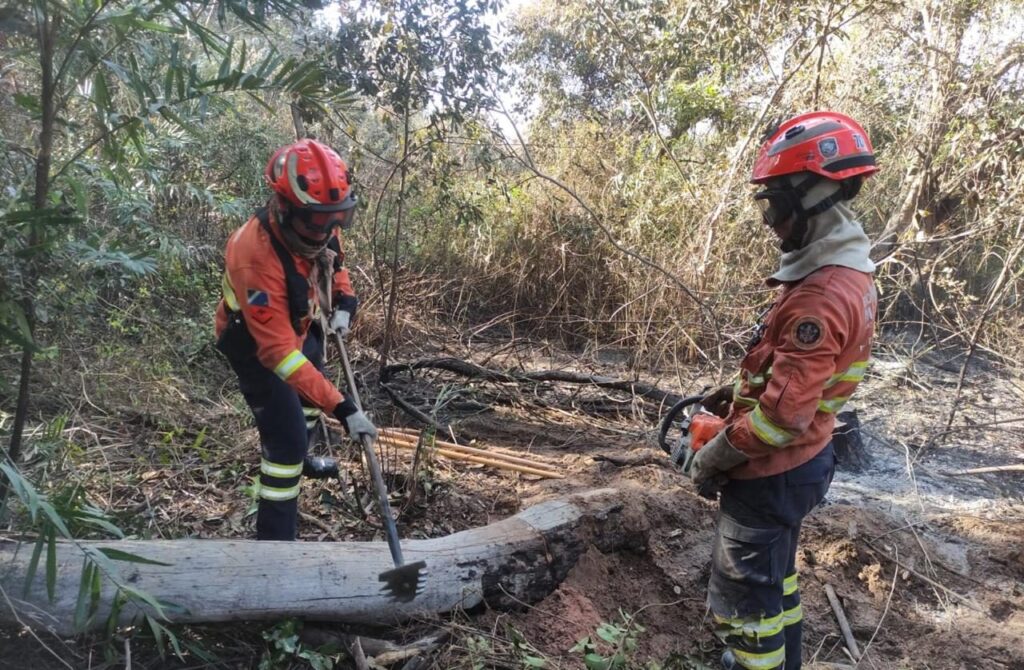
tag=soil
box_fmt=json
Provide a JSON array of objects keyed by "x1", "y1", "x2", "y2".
[{"x1": 3, "y1": 334, "x2": 1023, "y2": 669}]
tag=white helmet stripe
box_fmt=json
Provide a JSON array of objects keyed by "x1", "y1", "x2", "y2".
[{"x1": 286, "y1": 152, "x2": 320, "y2": 205}]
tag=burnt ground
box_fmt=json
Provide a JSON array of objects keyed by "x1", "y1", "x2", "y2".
[{"x1": 2, "y1": 332, "x2": 1023, "y2": 669}]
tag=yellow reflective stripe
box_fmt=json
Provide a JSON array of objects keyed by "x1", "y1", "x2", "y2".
[
  {"x1": 732, "y1": 645, "x2": 785, "y2": 670},
  {"x1": 783, "y1": 573, "x2": 799, "y2": 596},
  {"x1": 302, "y1": 407, "x2": 321, "y2": 417},
  {"x1": 258, "y1": 483, "x2": 300, "y2": 501},
  {"x1": 735, "y1": 395, "x2": 758, "y2": 408},
  {"x1": 818, "y1": 396, "x2": 849, "y2": 413},
  {"x1": 260, "y1": 459, "x2": 302, "y2": 478},
  {"x1": 826, "y1": 360, "x2": 869, "y2": 388},
  {"x1": 715, "y1": 612, "x2": 784, "y2": 639},
  {"x1": 274, "y1": 350, "x2": 308, "y2": 380},
  {"x1": 222, "y1": 272, "x2": 241, "y2": 311},
  {"x1": 750, "y1": 405, "x2": 795, "y2": 448},
  {"x1": 782, "y1": 604, "x2": 803, "y2": 626}
]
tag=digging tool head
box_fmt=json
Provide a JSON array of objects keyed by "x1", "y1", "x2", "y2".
[{"x1": 379, "y1": 560, "x2": 428, "y2": 602}]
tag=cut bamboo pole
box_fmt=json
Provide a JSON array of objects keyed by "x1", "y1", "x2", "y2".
[
  {"x1": 377, "y1": 435, "x2": 564, "y2": 479},
  {"x1": 381, "y1": 429, "x2": 559, "y2": 470}
]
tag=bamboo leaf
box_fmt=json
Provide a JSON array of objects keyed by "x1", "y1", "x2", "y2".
[
  {"x1": 121, "y1": 586, "x2": 168, "y2": 620},
  {"x1": 22, "y1": 535, "x2": 45, "y2": 598},
  {"x1": 76, "y1": 515, "x2": 125, "y2": 538},
  {"x1": 147, "y1": 614, "x2": 166, "y2": 659},
  {"x1": 45, "y1": 526, "x2": 56, "y2": 602},
  {"x1": 106, "y1": 592, "x2": 125, "y2": 637},
  {"x1": 89, "y1": 561, "x2": 102, "y2": 618},
  {"x1": 97, "y1": 547, "x2": 171, "y2": 566},
  {"x1": 73, "y1": 560, "x2": 94, "y2": 631}
]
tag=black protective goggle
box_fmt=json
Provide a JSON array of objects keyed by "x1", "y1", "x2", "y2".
[
  {"x1": 293, "y1": 193, "x2": 358, "y2": 234},
  {"x1": 753, "y1": 188, "x2": 799, "y2": 227}
]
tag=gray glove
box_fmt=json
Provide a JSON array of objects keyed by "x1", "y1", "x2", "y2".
[
  {"x1": 690, "y1": 429, "x2": 748, "y2": 500},
  {"x1": 330, "y1": 294, "x2": 358, "y2": 338},
  {"x1": 332, "y1": 399, "x2": 379, "y2": 441},
  {"x1": 701, "y1": 384, "x2": 734, "y2": 418},
  {"x1": 329, "y1": 308, "x2": 352, "y2": 337}
]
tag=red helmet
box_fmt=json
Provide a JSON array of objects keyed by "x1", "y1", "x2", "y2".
[
  {"x1": 751, "y1": 111, "x2": 878, "y2": 184},
  {"x1": 265, "y1": 139, "x2": 354, "y2": 212}
]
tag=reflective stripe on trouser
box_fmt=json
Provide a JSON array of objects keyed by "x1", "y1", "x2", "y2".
[
  {"x1": 227, "y1": 325, "x2": 326, "y2": 540},
  {"x1": 709, "y1": 444, "x2": 836, "y2": 670},
  {"x1": 303, "y1": 405, "x2": 322, "y2": 430},
  {"x1": 783, "y1": 571, "x2": 803, "y2": 667}
]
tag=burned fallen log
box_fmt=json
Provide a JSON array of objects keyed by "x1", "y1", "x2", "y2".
[
  {"x1": 381, "y1": 357, "x2": 684, "y2": 406},
  {"x1": 0, "y1": 489, "x2": 636, "y2": 635}
]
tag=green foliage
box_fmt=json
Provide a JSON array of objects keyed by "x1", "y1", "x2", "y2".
[
  {"x1": 260, "y1": 619, "x2": 340, "y2": 670},
  {"x1": 570, "y1": 610, "x2": 647, "y2": 670},
  {"x1": 335, "y1": 0, "x2": 503, "y2": 120},
  {"x1": 0, "y1": 461, "x2": 181, "y2": 646}
]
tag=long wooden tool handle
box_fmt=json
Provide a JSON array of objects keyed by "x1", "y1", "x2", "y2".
[{"x1": 334, "y1": 332, "x2": 403, "y2": 567}]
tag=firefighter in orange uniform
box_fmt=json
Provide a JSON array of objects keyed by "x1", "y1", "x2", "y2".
[
  {"x1": 691, "y1": 112, "x2": 880, "y2": 670},
  {"x1": 215, "y1": 139, "x2": 377, "y2": 541}
]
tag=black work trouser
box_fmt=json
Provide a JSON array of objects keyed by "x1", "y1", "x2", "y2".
[
  {"x1": 709, "y1": 443, "x2": 836, "y2": 670},
  {"x1": 228, "y1": 326, "x2": 325, "y2": 540}
]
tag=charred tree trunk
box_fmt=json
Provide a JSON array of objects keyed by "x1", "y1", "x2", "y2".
[{"x1": 0, "y1": 489, "x2": 638, "y2": 635}]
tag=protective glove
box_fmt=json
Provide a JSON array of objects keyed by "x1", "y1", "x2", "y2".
[
  {"x1": 332, "y1": 397, "x2": 379, "y2": 441},
  {"x1": 701, "y1": 384, "x2": 734, "y2": 418},
  {"x1": 690, "y1": 429, "x2": 748, "y2": 500},
  {"x1": 329, "y1": 294, "x2": 358, "y2": 338}
]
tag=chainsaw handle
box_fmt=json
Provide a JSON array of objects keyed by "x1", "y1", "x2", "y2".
[{"x1": 657, "y1": 395, "x2": 704, "y2": 454}]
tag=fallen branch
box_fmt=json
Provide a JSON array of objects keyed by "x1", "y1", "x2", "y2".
[
  {"x1": 379, "y1": 382, "x2": 453, "y2": 435},
  {"x1": 380, "y1": 358, "x2": 685, "y2": 406},
  {"x1": 301, "y1": 629, "x2": 449, "y2": 668},
  {"x1": 592, "y1": 452, "x2": 671, "y2": 469},
  {"x1": 941, "y1": 464, "x2": 1024, "y2": 476},
  {"x1": 825, "y1": 584, "x2": 861, "y2": 661}
]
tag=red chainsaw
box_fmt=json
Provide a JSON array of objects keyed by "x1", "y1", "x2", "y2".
[{"x1": 658, "y1": 395, "x2": 725, "y2": 475}]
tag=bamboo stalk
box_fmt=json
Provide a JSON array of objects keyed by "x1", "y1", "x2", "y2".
[
  {"x1": 383, "y1": 428, "x2": 558, "y2": 469},
  {"x1": 379, "y1": 433, "x2": 562, "y2": 477},
  {"x1": 377, "y1": 436, "x2": 564, "y2": 479}
]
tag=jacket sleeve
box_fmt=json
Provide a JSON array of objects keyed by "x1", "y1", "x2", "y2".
[
  {"x1": 727, "y1": 288, "x2": 846, "y2": 459},
  {"x1": 231, "y1": 262, "x2": 343, "y2": 413}
]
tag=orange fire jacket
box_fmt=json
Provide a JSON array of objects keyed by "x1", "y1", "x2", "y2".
[
  {"x1": 725, "y1": 265, "x2": 877, "y2": 479},
  {"x1": 215, "y1": 210, "x2": 355, "y2": 413}
]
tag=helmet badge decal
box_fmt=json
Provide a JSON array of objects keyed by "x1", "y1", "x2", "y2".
[
  {"x1": 853, "y1": 133, "x2": 866, "y2": 150},
  {"x1": 818, "y1": 137, "x2": 839, "y2": 158}
]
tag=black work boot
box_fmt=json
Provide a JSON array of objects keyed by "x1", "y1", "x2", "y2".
[{"x1": 302, "y1": 455, "x2": 340, "y2": 479}]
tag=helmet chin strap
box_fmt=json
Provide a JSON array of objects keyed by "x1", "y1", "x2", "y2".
[{"x1": 781, "y1": 175, "x2": 845, "y2": 252}]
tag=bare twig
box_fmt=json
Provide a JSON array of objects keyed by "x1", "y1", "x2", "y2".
[
  {"x1": 864, "y1": 541, "x2": 985, "y2": 613},
  {"x1": 825, "y1": 584, "x2": 861, "y2": 661},
  {"x1": 941, "y1": 464, "x2": 1024, "y2": 476}
]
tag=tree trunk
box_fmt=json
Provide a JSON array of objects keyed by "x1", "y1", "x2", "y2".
[
  {"x1": 0, "y1": 489, "x2": 638, "y2": 635},
  {"x1": 2, "y1": 8, "x2": 57, "y2": 503}
]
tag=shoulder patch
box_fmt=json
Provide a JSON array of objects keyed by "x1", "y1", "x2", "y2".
[
  {"x1": 247, "y1": 289, "x2": 270, "y2": 307},
  {"x1": 792, "y1": 316, "x2": 824, "y2": 349}
]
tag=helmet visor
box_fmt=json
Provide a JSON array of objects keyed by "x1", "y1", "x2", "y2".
[{"x1": 293, "y1": 194, "x2": 358, "y2": 237}]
